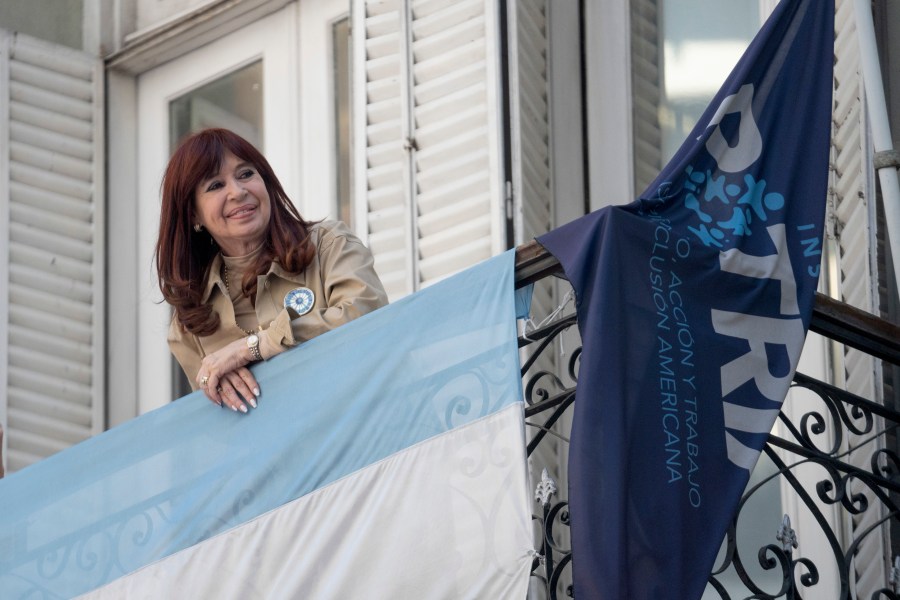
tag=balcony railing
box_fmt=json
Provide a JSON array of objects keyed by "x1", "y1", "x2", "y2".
[{"x1": 515, "y1": 241, "x2": 900, "y2": 600}]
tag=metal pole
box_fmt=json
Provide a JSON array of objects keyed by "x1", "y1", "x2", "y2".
[{"x1": 854, "y1": 0, "x2": 900, "y2": 297}]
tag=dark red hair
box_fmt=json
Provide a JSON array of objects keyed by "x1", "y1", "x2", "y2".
[{"x1": 155, "y1": 128, "x2": 316, "y2": 335}]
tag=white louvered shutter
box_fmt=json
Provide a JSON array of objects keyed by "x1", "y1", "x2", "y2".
[
  {"x1": 507, "y1": 0, "x2": 559, "y2": 417},
  {"x1": 630, "y1": 0, "x2": 662, "y2": 197},
  {"x1": 353, "y1": 0, "x2": 506, "y2": 301},
  {"x1": 0, "y1": 32, "x2": 105, "y2": 475},
  {"x1": 828, "y1": 0, "x2": 886, "y2": 595},
  {"x1": 509, "y1": 0, "x2": 553, "y2": 302}
]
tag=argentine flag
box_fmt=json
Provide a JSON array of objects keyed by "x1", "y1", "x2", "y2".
[{"x1": 0, "y1": 251, "x2": 534, "y2": 598}]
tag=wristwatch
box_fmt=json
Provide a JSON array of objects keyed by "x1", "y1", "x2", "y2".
[{"x1": 247, "y1": 333, "x2": 262, "y2": 361}]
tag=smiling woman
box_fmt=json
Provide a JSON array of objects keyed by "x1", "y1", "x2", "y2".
[
  {"x1": 193, "y1": 152, "x2": 273, "y2": 257},
  {"x1": 155, "y1": 129, "x2": 388, "y2": 412}
]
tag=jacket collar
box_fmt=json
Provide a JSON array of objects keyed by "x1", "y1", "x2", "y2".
[
  {"x1": 200, "y1": 254, "x2": 308, "y2": 303},
  {"x1": 200, "y1": 254, "x2": 226, "y2": 304}
]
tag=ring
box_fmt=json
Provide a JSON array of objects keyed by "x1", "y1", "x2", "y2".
[
  {"x1": 216, "y1": 386, "x2": 223, "y2": 393},
  {"x1": 200, "y1": 375, "x2": 210, "y2": 387}
]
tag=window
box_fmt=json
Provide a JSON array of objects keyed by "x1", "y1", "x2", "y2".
[
  {"x1": 168, "y1": 61, "x2": 264, "y2": 152},
  {"x1": 631, "y1": 0, "x2": 762, "y2": 195}
]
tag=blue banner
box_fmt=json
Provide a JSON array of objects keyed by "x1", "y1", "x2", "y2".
[{"x1": 537, "y1": 1, "x2": 834, "y2": 598}]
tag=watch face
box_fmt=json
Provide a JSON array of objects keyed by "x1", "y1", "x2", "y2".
[
  {"x1": 284, "y1": 287, "x2": 315, "y2": 316},
  {"x1": 248, "y1": 334, "x2": 259, "y2": 345}
]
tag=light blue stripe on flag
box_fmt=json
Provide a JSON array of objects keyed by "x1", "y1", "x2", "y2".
[{"x1": 0, "y1": 250, "x2": 523, "y2": 599}]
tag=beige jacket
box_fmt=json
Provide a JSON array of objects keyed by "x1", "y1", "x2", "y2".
[{"x1": 169, "y1": 220, "x2": 388, "y2": 388}]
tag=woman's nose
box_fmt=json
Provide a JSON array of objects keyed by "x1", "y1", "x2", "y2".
[{"x1": 225, "y1": 178, "x2": 245, "y2": 199}]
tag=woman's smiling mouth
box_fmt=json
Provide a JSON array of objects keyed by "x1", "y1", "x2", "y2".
[{"x1": 228, "y1": 205, "x2": 257, "y2": 218}]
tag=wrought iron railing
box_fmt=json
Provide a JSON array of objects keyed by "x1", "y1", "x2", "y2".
[{"x1": 515, "y1": 241, "x2": 900, "y2": 600}]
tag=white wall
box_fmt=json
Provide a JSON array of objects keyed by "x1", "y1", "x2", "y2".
[{"x1": 135, "y1": 0, "x2": 216, "y2": 32}]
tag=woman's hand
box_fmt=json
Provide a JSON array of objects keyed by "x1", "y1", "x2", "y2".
[{"x1": 196, "y1": 338, "x2": 260, "y2": 412}]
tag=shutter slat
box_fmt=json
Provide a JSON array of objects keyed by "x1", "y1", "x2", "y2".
[
  {"x1": 415, "y1": 126, "x2": 487, "y2": 170},
  {"x1": 367, "y1": 160, "x2": 404, "y2": 189},
  {"x1": 367, "y1": 184, "x2": 405, "y2": 211},
  {"x1": 417, "y1": 173, "x2": 489, "y2": 211},
  {"x1": 11, "y1": 38, "x2": 95, "y2": 80},
  {"x1": 9, "y1": 242, "x2": 93, "y2": 283},
  {"x1": 10, "y1": 162, "x2": 93, "y2": 201},
  {"x1": 8, "y1": 366, "x2": 93, "y2": 405},
  {"x1": 414, "y1": 39, "x2": 483, "y2": 82},
  {"x1": 8, "y1": 389, "x2": 92, "y2": 427},
  {"x1": 10, "y1": 305, "x2": 92, "y2": 343},
  {"x1": 10, "y1": 141, "x2": 93, "y2": 181},
  {"x1": 10, "y1": 347, "x2": 93, "y2": 386},
  {"x1": 10, "y1": 224, "x2": 93, "y2": 263},
  {"x1": 416, "y1": 148, "x2": 490, "y2": 193},
  {"x1": 413, "y1": 12, "x2": 484, "y2": 53},
  {"x1": 10, "y1": 101, "x2": 93, "y2": 141},
  {"x1": 416, "y1": 105, "x2": 486, "y2": 149},
  {"x1": 418, "y1": 194, "x2": 490, "y2": 235},
  {"x1": 9, "y1": 61, "x2": 93, "y2": 101},
  {"x1": 9, "y1": 121, "x2": 93, "y2": 161},
  {"x1": 419, "y1": 236, "x2": 491, "y2": 281},
  {"x1": 4, "y1": 416, "x2": 86, "y2": 457},
  {"x1": 9, "y1": 282, "x2": 93, "y2": 322},
  {"x1": 10, "y1": 80, "x2": 92, "y2": 121},
  {"x1": 9, "y1": 263, "x2": 93, "y2": 303},
  {"x1": 9, "y1": 323, "x2": 92, "y2": 363}
]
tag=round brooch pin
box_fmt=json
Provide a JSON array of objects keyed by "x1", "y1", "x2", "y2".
[{"x1": 284, "y1": 287, "x2": 315, "y2": 316}]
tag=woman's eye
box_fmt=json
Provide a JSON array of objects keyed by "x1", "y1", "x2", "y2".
[
  {"x1": 238, "y1": 169, "x2": 255, "y2": 179},
  {"x1": 206, "y1": 181, "x2": 223, "y2": 192}
]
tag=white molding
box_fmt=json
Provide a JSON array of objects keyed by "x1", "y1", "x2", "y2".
[
  {"x1": 91, "y1": 50, "x2": 107, "y2": 435},
  {"x1": 547, "y1": 0, "x2": 584, "y2": 227},
  {"x1": 298, "y1": 0, "x2": 351, "y2": 221},
  {"x1": 586, "y1": 0, "x2": 634, "y2": 211},
  {"x1": 505, "y1": 0, "x2": 523, "y2": 246},
  {"x1": 350, "y1": 0, "x2": 369, "y2": 245},
  {"x1": 399, "y1": 0, "x2": 418, "y2": 291},
  {"x1": 485, "y1": 0, "x2": 507, "y2": 256},
  {"x1": 106, "y1": 70, "x2": 140, "y2": 427},
  {"x1": 107, "y1": 0, "x2": 293, "y2": 74},
  {"x1": 0, "y1": 30, "x2": 11, "y2": 466}
]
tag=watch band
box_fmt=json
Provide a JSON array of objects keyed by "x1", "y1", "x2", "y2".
[{"x1": 247, "y1": 334, "x2": 262, "y2": 362}]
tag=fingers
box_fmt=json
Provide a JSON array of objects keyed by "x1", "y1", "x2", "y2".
[
  {"x1": 196, "y1": 340, "x2": 261, "y2": 413},
  {"x1": 229, "y1": 367, "x2": 260, "y2": 407},
  {"x1": 219, "y1": 371, "x2": 259, "y2": 412},
  {"x1": 197, "y1": 371, "x2": 224, "y2": 406},
  {"x1": 197, "y1": 368, "x2": 259, "y2": 413}
]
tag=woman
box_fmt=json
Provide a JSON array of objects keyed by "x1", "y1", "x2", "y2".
[{"x1": 156, "y1": 128, "x2": 387, "y2": 412}]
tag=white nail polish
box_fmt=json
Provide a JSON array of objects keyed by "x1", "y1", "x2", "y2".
[
  {"x1": 249, "y1": 398, "x2": 257, "y2": 409},
  {"x1": 231, "y1": 405, "x2": 238, "y2": 412},
  {"x1": 253, "y1": 388, "x2": 260, "y2": 397},
  {"x1": 239, "y1": 405, "x2": 248, "y2": 413}
]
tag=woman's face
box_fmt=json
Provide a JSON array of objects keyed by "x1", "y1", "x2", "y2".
[{"x1": 193, "y1": 151, "x2": 272, "y2": 257}]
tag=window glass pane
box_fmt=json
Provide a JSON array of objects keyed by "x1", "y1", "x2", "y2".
[
  {"x1": 659, "y1": 2, "x2": 759, "y2": 159},
  {"x1": 631, "y1": 0, "x2": 760, "y2": 194},
  {"x1": 169, "y1": 61, "x2": 264, "y2": 153},
  {"x1": 333, "y1": 17, "x2": 353, "y2": 229}
]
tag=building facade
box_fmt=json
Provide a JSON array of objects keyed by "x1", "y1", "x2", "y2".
[{"x1": 1, "y1": 0, "x2": 898, "y2": 596}]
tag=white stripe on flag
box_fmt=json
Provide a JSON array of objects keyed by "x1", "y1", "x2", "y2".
[{"x1": 79, "y1": 404, "x2": 534, "y2": 599}]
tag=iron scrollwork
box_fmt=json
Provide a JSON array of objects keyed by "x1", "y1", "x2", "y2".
[{"x1": 518, "y1": 279, "x2": 900, "y2": 599}]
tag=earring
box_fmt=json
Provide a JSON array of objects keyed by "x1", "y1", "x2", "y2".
[{"x1": 194, "y1": 223, "x2": 203, "y2": 233}]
